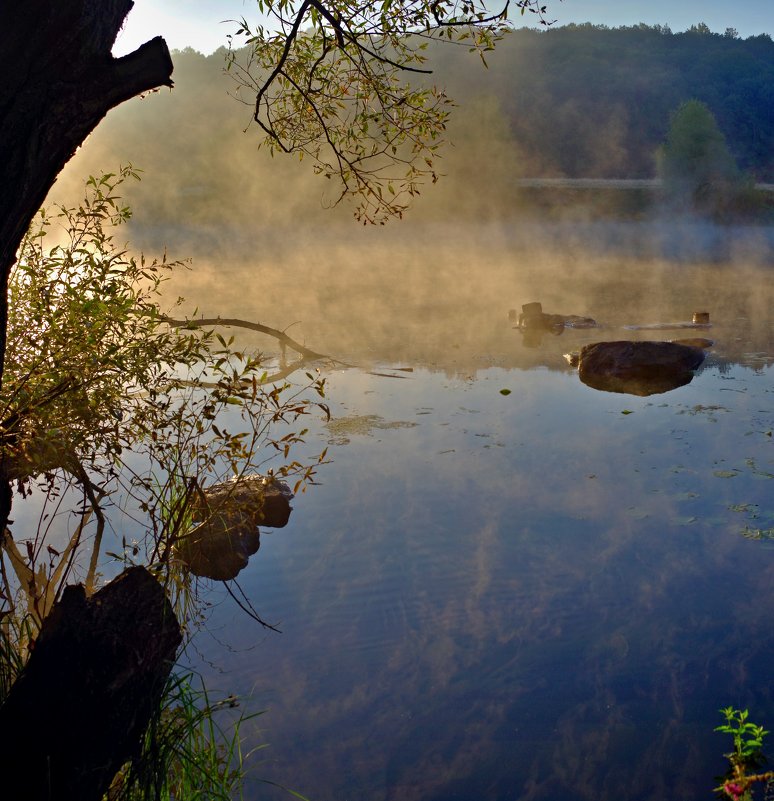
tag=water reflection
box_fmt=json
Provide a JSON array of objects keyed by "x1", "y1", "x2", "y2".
[
  {"x1": 151, "y1": 222, "x2": 774, "y2": 801},
  {"x1": 183, "y1": 358, "x2": 774, "y2": 801}
]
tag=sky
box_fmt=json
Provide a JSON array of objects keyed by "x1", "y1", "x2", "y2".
[{"x1": 115, "y1": 0, "x2": 774, "y2": 56}]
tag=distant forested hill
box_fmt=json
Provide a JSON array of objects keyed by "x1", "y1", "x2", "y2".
[
  {"x1": 435, "y1": 23, "x2": 774, "y2": 180},
  {"x1": 54, "y1": 23, "x2": 774, "y2": 229}
]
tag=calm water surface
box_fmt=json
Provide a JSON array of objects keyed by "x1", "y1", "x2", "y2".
[{"x1": 172, "y1": 222, "x2": 774, "y2": 801}]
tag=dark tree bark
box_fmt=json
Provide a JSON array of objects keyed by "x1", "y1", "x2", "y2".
[
  {"x1": 0, "y1": 0, "x2": 173, "y2": 533},
  {"x1": 0, "y1": 566, "x2": 182, "y2": 801},
  {"x1": 0, "y1": 9, "x2": 182, "y2": 797},
  {"x1": 0, "y1": 0, "x2": 173, "y2": 382}
]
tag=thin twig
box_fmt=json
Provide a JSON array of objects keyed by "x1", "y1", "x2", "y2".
[{"x1": 223, "y1": 580, "x2": 282, "y2": 633}]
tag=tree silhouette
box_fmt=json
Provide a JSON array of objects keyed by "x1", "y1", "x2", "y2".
[{"x1": 657, "y1": 99, "x2": 745, "y2": 214}]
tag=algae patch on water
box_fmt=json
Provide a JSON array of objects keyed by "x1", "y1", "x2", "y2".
[{"x1": 325, "y1": 414, "x2": 418, "y2": 445}]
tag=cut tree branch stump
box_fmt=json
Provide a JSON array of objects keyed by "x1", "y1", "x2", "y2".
[
  {"x1": 0, "y1": 566, "x2": 182, "y2": 801},
  {"x1": 0, "y1": 1, "x2": 174, "y2": 383}
]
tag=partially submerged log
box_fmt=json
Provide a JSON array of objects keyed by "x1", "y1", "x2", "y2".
[
  {"x1": 175, "y1": 476, "x2": 293, "y2": 580},
  {"x1": 0, "y1": 566, "x2": 182, "y2": 801},
  {"x1": 517, "y1": 302, "x2": 598, "y2": 332},
  {"x1": 624, "y1": 316, "x2": 712, "y2": 331},
  {"x1": 578, "y1": 340, "x2": 706, "y2": 396}
]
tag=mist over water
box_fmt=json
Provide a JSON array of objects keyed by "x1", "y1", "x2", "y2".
[
  {"x1": 111, "y1": 215, "x2": 771, "y2": 799},
  {"x1": 48, "y1": 45, "x2": 773, "y2": 376},
  {"x1": 43, "y1": 36, "x2": 774, "y2": 801}
]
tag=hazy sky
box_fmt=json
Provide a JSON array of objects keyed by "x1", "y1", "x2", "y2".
[{"x1": 115, "y1": 0, "x2": 774, "y2": 55}]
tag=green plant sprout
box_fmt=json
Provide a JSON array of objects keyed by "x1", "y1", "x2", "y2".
[{"x1": 715, "y1": 707, "x2": 774, "y2": 800}]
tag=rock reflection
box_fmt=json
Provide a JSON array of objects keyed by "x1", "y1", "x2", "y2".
[{"x1": 175, "y1": 476, "x2": 292, "y2": 581}]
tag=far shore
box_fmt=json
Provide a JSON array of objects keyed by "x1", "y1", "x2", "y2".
[{"x1": 514, "y1": 178, "x2": 774, "y2": 191}]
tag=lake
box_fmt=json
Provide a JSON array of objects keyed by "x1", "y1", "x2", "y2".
[{"x1": 149, "y1": 217, "x2": 774, "y2": 800}]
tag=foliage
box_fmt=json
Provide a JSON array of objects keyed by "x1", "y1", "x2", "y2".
[
  {"x1": 64, "y1": 24, "x2": 774, "y2": 236},
  {"x1": 0, "y1": 167, "x2": 329, "y2": 643},
  {"x1": 715, "y1": 707, "x2": 774, "y2": 800},
  {"x1": 657, "y1": 99, "x2": 751, "y2": 216},
  {"x1": 0, "y1": 613, "x2": 32, "y2": 705},
  {"x1": 107, "y1": 671, "x2": 260, "y2": 801},
  {"x1": 225, "y1": 0, "x2": 552, "y2": 222},
  {"x1": 474, "y1": 23, "x2": 774, "y2": 182}
]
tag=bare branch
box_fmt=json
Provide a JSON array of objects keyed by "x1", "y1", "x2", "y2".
[
  {"x1": 161, "y1": 316, "x2": 326, "y2": 362},
  {"x1": 230, "y1": 0, "x2": 552, "y2": 221}
]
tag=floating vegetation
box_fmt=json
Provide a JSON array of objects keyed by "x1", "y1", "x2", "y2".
[
  {"x1": 325, "y1": 414, "x2": 418, "y2": 445},
  {"x1": 745, "y1": 458, "x2": 774, "y2": 480},
  {"x1": 673, "y1": 491, "x2": 701, "y2": 501},
  {"x1": 626, "y1": 507, "x2": 649, "y2": 520},
  {"x1": 677, "y1": 403, "x2": 730, "y2": 422},
  {"x1": 741, "y1": 526, "x2": 774, "y2": 541},
  {"x1": 727, "y1": 502, "x2": 774, "y2": 541}
]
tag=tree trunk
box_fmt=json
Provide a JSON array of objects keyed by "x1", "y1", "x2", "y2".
[
  {"x1": 0, "y1": 0, "x2": 173, "y2": 535},
  {"x1": 0, "y1": 566, "x2": 182, "y2": 801},
  {"x1": 0, "y1": 0, "x2": 174, "y2": 384}
]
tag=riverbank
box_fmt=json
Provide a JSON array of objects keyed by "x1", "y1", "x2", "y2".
[{"x1": 511, "y1": 178, "x2": 774, "y2": 223}]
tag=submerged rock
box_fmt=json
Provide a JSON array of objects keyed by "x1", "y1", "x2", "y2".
[
  {"x1": 578, "y1": 340, "x2": 706, "y2": 396},
  {"x1": 670, "y1": 337, "x2": 714, "y2": 349},
  {"x1": 176, "y1": 523, "x2": 261, "y2": 582},
  {"x1": 176, "y1": 476, "x2": 293, "y2": 580}
]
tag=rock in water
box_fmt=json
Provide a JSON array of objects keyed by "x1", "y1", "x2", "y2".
[
  {"x1": 578, "y1": 340, "x2": 705, "y2": 396},
  {"x1": 196, "y1": 475, "x2": 293, "y2": 529},
  {"x1": 176, "y1": 476, "x2": 293, "y2": 580}
]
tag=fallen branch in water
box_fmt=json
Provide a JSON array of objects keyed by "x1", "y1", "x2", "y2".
[
  {"x1": 162, "y1": 315, "x2": 412, "y2": 381},
  {"x1": 161, "y1": 316, "x2": 327, "y2": 362}
]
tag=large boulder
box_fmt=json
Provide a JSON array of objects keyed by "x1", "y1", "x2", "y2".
[
  {"x1": 175, "y1": 476, "x2": 293, "y2": 580},
  {"x1": 578, "y1": 340, "x2": 706, "y2": 396}
]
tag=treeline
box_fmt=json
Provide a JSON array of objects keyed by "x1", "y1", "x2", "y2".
[
  {"x1": 53, "y1": 22, "x2": 774, "y2": 230},
  {"x1": 437, "y1": 22, "x2": 774, "y2": 180}
]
